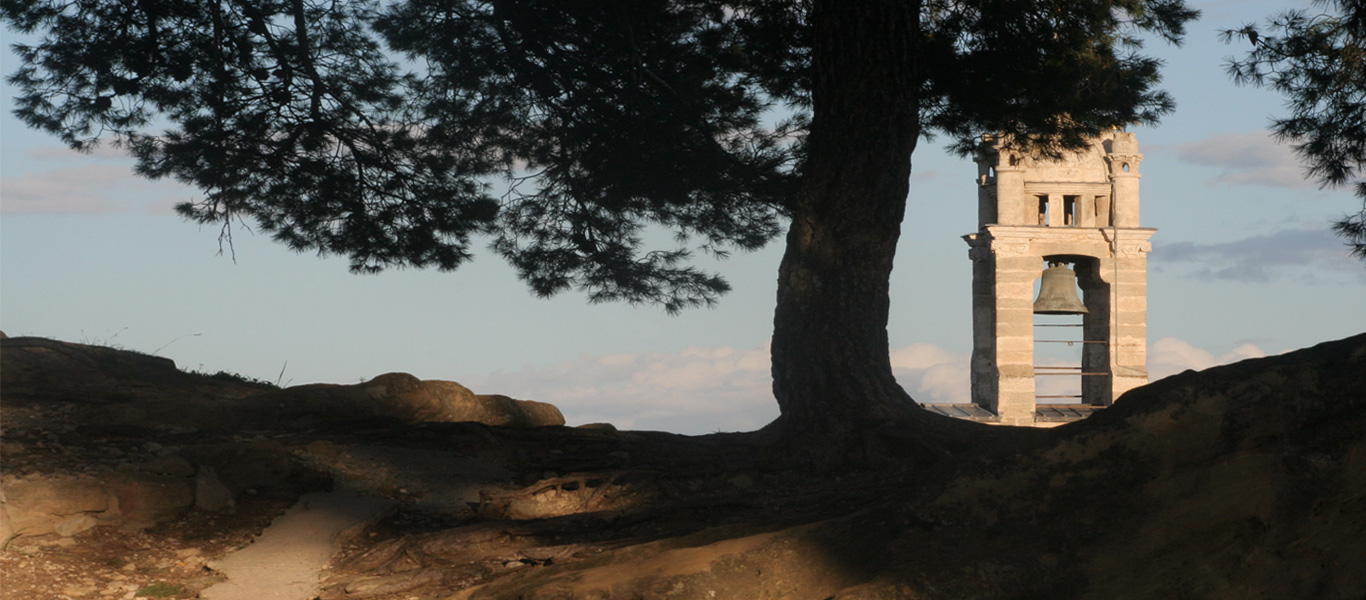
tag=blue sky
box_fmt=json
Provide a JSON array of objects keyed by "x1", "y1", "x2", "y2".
[{"x1": 2, "y1": 0, "x2": 1363, "y2": 434}]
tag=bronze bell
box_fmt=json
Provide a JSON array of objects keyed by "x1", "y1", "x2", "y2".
[{"x1": 1034, "y1": 262, "x2": 1088, "y2": 315}]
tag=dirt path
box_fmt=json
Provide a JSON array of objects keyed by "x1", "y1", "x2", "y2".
[{"x1": 199, "y1": 488, "x2": 396, "y2": 600}]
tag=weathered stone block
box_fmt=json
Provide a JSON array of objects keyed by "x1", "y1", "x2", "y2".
[
  {"x1": 195, "y1": 466, "x2": 236, "y2": 513},
  {"x1": 53, "y1": 513, "x2": 99, "y2": 537},
  {"x1": 2, "y1": 475, "x2": 111, "y2": 537},
  {"x1": 101, "y1": 471, "x2": 194, "y2": 527}
]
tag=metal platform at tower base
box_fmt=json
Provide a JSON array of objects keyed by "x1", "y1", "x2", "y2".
[
  {"x1": 922, "y1": 403, "x2": 1103, "y2": 426},
  {"x1": 921, "y1": 403, "x2": 998, "y2": 422}
]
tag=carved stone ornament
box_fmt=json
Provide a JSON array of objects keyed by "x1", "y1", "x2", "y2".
[
  {"x1": 1115, "y1": 241, "x2": 1153, "y2": 256},
  {"x1": 1105, "y1": 154, "x2": 1143, "y2": 175}
]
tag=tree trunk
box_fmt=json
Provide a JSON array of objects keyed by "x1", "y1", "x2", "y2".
[{"x1": 770, "y1": 0, "x2": 961, "y2": 462}]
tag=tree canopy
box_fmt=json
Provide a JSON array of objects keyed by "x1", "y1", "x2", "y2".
[
  {"x1": 1223, "y1": 0, "x2": 1366, "y2": 260},
  {"x1": 5, "y1": 0, "x2": 803, "y2": 311},
  {"x1": 6, "y1": 0, "x2": 1194, "y2": 307}
]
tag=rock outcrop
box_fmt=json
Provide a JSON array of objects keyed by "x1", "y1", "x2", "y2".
[
  {"x1": 0, "y1": 336, "x2": 564, "y2": 432},
  {"x1": 0, "y1": 336, "x2": 564, "y2": 541},
  {"x1": 242, "y1": 373, "x2": 564, "y2": 429}
]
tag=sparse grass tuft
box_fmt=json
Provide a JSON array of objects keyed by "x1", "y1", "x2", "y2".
[{"x1": 201, "y1": 370, "x2": 278, "y2": 388}]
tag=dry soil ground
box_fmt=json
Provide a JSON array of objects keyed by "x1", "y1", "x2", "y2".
[{"x1": 2, "y1": 333, "x2": 1364, "y2": 599}]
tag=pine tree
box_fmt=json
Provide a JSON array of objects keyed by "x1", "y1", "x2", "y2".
[
  {"x1": 4, "y1": 0, "x2": 1197, "y2": 462},
  {"x1": 1223, "y1": 0, "x2": 1366, "y2": 260}
]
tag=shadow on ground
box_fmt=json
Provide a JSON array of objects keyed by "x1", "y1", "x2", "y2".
[{"x1": 2, "y1": 333, "x2": 1363, "y2": 599}]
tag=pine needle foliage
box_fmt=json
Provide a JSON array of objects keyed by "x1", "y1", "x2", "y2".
[
  {"x1": 1223, "y1": 0, "x2": 1366, "y2": 260},
  {"x1": 4, "y1": 0, "x2": 1197, "y2": 310}
]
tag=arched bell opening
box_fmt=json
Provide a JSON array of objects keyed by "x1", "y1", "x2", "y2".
[{"x1": 1032, "y1": 255, "x2": 1104, "y2": 405}]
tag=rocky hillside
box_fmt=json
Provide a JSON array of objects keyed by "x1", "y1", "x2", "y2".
[{"x1": 1, "y1": 333, "x2": 1363, "y2": 599}]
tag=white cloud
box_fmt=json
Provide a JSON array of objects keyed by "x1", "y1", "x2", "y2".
[
  {"x1": 26, "y1": 143, "x2": 131, "y2": 161},
  {"x1": 1148, "y1": 337, "x2": 1268, "y2": 382},
  {"x1": 1154, "y1": 227, "x2": 1364, "y2": 283},
  {"x1": 463, "y1": 344, "x2": 777, "y2": 434},
  {"x1": 890, "y1": 343, "x2": 971, "y2": 404},
  {"x1": 0, "y1": 164, "x2": 186, "y2": 215},
  {"x1": 461, "y1": 337, "x2": 1297, "y2": 433},
  {"x1": 1178, "y1": 131, "x2": 1308, "y2": 189},
  {"x1": 464, "y1": 341, "x2": 974, "y2": 435},
  {"x1": 1, "y1": 142, "x2": 192, "y2": 215}
]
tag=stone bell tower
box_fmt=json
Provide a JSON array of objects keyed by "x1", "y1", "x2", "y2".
[{"x1": 962, "y1": 131, "x2": 1154, "y2": 426}]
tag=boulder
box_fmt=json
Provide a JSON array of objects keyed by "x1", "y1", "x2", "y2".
[
  {"x1": 53, "y1": 513, "x2": 99, "y2": 537},
  {"x1": 2, "y1": 476, "x2": 109, "y2": 536},
  {"x1": 0, "y1": 337, "x2": 180, "y2": 394},
  {"x1": 194, "y1": 466, "x2": 236, "y2": 512},
  {"x1": 470, "y1": 394, "x2": 566, "y2": 429},
  {"x1": 246, "y1": 373, "x2": 565, "y2": 428},
  {"x1": 1, "y1": 461, "x2": 259, "y2": 536},
  {"x1": 101, "y1": 471, "x2": 194, "y2": 527},
  {"x1": 178, "y1": 440, "x2": 299, "y2": 494},
  {"x1": 352, "y1": 373, "x2": 565, "y2": 427}
]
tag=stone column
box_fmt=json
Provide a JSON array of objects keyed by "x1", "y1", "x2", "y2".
[
  {"x1": 995, "y1": 162, "x2": 1028, "y2": 225},
  {"x1": 1094, "y1": 194, "x2": 1111, "y2": 227},
  {"x1": 1077, "y1": 195, "x2": 1096, "y2": 228},
  {"x1": 1078, "y1": 259, "x2": 1112, "y2": 405},
  {"x1": 1046, "y1": 194, "x2": 1065, "y2": 227},
  {"x1": 1104, "y1": 230, "x2": 1153, "y2": 400},
  {"x1": 966, "y1": 238, "x2": 998, "y2": 410},
  {"x1": 1107, "y1": 155, "x2": 1142, "y2": 228},
  {"x1": 976, "y1": 156, "x2": 999, "y2": 226},
  {"x1": 991, "y1": 244, "x2": 1039, "y2": 425}
]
